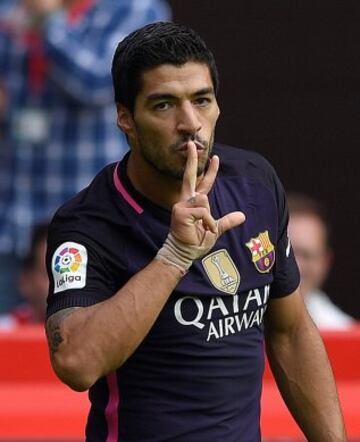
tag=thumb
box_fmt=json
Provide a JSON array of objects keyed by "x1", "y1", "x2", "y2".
[{"x1": 217, "y1": 211, "x2": 246, "y2": 236}]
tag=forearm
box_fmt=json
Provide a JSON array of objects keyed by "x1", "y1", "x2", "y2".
[
  {"x1": 265, "y1": 317, "x2": 346, "y2": 441},
  {"x1": 47, "y1": 259, "x2": 182, "y2": 391}
]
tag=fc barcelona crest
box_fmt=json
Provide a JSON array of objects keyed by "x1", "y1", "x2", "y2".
[
  {"x1": 246, "y1": 231, "x2": 275, "y2": 273},
  {"x1": 202, "y1": 249, "x2": 240, "y2": 295}
]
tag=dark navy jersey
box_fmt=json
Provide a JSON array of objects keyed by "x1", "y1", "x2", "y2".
[{"x1": 46, "y1": 143, "x2": 300, "y2": 442}]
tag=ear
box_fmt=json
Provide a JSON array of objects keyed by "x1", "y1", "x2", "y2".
[{"x1": 116, "y1": 103, "x2": 134, "y2": 136}]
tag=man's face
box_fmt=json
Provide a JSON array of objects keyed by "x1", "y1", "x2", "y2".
[
  {"x1": 288, "y1": 214, "x2": 332, "y2": 296},
  {"x1": 121, "y1": 62, "x2": 220, "y2": 180}
]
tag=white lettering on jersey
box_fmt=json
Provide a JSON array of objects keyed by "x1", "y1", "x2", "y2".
[{"x1": 174, "y1": 284, "x2": 271, "y2": 341}]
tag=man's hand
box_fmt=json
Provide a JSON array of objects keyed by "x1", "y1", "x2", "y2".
[{"x1": 156, "y1": 141, "x2": 245, "y2": 273}]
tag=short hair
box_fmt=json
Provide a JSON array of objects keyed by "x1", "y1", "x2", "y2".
[
  {"x1": 111, "y1": 21, "x2": 219, "y2": 113},
  {"x1": 22, "y1": 222, "x2": 49, "y2": 271},
  {"x1": 287, "y1": 192, "x2": 332, "y2": 246}
]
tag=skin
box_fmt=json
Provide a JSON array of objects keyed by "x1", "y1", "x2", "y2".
[
  {"x1": 23, "y1": 0, "x2": 77, "y2": 26},
  {"x1": 19, "y1": 237, "x2": 48, "y2": 322},
  {"x1": 24, "y1": 0, "x2": 74, "y2": 16},
  {"x1": 45, "y1": 61, "x2": 346, "y2": 441},
  {"x1": 288, "y1": 213, "x2": 332, "y2": 297},
  {"x1": 117, "y1": 62, "x2": 220, "y2": 209},
  {"x1": 265, "y1": 291, "x2": 346, "y2": 441},
  {"x1": 24, "y1": 0, "x2": 63, "y2": 17}
]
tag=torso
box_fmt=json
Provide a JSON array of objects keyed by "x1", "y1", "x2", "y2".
[{"x1": 47, "y1": 143, "x2": 300, "y2": 441}]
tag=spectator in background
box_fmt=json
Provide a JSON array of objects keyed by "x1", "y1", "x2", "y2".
[
  {"x1": 0, "y1": 223, "x2": 49, "y2": 328},
  {"x1": 0, "y1": 82, "x2": 6, "y2": 139},
  {"x1": 287, "y1": 192, "x2": 355, "y2": 329},
  {"x1": 0, "y1": 0, "x2": 170, "y2": 313},
  {"x1": 16, "y1": 222, "x2": 49, "y2": 324}
]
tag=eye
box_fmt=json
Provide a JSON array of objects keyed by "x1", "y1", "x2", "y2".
[
  {"x1": 194, "y1": 97, "x2": 212, "y2": 107},
  {"x1": 153, "y1": 102, "x2": 172, "y2": 111}
]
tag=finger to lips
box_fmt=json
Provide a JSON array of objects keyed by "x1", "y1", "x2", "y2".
[
  {"x1": 196, "y1": 155, "x2": 219, "y2": 195},
  {"x1": 181, "y1": 141, "x2": 198, "y2": 200}
]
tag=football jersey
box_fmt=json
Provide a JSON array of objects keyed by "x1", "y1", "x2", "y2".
[{"x1": 46, "y1": 143, "x2": 300, "y2": 442}]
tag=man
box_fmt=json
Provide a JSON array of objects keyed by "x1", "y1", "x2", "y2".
[
  {"x1": 0, "y1": 0, "x2": 170, "y2": 313},
  {"x1": 45, "y1": 22, "x2": 346, "y2": 441},
  {"x1": 287, "y1": 192, "x2": 354, "y2": 329},
  {"x1": 0, "y1": 223, "x2": 49, "y2": 328}
]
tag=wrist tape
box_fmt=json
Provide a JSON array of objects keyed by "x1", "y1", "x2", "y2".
[{"x1": 156, "y1": 232, "x2": 203, "y2": 275}]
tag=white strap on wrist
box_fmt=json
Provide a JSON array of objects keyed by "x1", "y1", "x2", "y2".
[{"x1": 156, "y1": 232, "x2": 202, "y2": 275}]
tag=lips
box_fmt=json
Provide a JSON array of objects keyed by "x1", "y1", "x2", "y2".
[{"x1": 176, "y1": 141, "x2": 205, "y2": 151}]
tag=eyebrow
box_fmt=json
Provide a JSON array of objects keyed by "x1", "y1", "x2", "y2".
[{"x1": 146, "y1": 87, "x2": 215, "y2": 102}]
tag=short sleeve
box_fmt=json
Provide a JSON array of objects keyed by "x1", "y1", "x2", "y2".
[
  {"x1": 46, "y1": 233, "x2": 116, "y2": 318},
  {"x1": 270, "y1": 171, "x2": 300, "y2": 298}
]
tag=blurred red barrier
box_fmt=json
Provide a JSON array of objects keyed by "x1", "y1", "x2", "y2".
[{"x1": 0, "y1": 324, "x2": 359, "y2": 440}]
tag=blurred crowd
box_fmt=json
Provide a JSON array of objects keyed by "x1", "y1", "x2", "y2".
[
  {"x1": 0, "y1": 1, "x2": 356, "y2": 331},
  {"x1": 0, "y1": 0, "x2": 171, "y2": 326},
  {"x1": 287, "y1": 192, "x2": 355, "y2": 330}
]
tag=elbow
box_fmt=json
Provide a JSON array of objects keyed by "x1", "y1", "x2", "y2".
[{"x1": 51, "y1": 351, "x2": 98, "y2": 392}]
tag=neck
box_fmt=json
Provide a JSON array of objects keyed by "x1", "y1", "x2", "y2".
[{"x1": 127, "y1": 152, "x2": 185, "y2": 210}]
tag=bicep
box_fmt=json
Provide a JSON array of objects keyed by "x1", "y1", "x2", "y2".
[
  {"x1": 264, "y1": 288, "x2": 310, "y2": 335},
  {"x1": 264, "y1": 288, "x2": 320, "y2": 372}
]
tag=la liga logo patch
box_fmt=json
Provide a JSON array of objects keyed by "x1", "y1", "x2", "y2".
[
  {"x1": 54, "y1": 246, "x2": 82, "y2": 274},
  {"x1": 52, "y1": 242, "x2": 87, "y2": 293}
]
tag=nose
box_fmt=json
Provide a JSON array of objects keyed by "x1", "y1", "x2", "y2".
[{"x1": 176, "y1": 102, "x2": 202, "y2": 135}]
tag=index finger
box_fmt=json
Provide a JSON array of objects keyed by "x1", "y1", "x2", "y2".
[
  {"x1": 196, "y1": 154, "x2": 219, "y2": 195},
  {"x1": 180, "y1": 141, "x2": 198, "y2": 200}
]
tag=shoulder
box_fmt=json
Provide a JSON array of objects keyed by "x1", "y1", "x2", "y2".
[
  {"x1": 214, "y1": 143, "x2": 282, "y2": 198},
  {"x1": 54, "y1": 163, "x2": 114, "y2": 213},
  {"x1": 214, "y1": 142, "x2": 277, "y2": 178},
  {"x1": 48, "y1": 162, "x2": 119, "y2": 244}
]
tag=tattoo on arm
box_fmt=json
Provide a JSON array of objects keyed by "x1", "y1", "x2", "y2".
[{"x1": 46, "y1": 307, "x2": 79, "y2": 356}]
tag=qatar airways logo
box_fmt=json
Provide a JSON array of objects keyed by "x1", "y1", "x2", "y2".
[{"x1": 174, "y1": 285, "x2": 270, "y2": 341}]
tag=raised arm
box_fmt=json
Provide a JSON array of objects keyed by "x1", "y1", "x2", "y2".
[
  {"x1": 264, "y1": 288, "x2": 347, "y2": 441},
  {"x1": 46, "y1": 142, "x2": 245, "y2": 391}
]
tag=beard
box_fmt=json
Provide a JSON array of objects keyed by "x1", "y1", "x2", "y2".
[{"x1": 135, "y1": 130, "x2": 216, "y2": 180}]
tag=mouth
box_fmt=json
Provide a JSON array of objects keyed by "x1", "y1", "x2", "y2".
[{"x1": 176, "y1": 141, "x2": 206, "y2": 152}]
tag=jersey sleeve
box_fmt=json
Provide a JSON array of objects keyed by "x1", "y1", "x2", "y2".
[
  {"x1": 270, "y1": 168, "x2": 300, "y2": 298},
  {"x1": 46, "y1": 231, "x2": 117, "y2": 318}
]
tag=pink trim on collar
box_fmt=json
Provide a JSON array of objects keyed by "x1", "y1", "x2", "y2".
[{"x1": 113, "y1": 163, "x2": 144, "y2": 214}]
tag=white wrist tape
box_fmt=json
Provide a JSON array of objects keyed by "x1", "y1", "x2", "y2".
[{"x1": 156, "y1": 232, "x2": 206, "y2": 275}]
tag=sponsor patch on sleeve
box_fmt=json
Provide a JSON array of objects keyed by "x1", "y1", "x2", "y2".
[{"x1": 51, "y1": 242, "x2": 87, "y2": 294}]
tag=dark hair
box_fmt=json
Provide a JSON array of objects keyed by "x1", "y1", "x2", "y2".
[
  {"x1": 111, "y1": 21, "x2": 219, "y2": 112},
  {"x1": 287, "y1": 192, "x2": 332, "y2": 246},
  {"x1": 22, "y1": 222, "x2": 49, "y2": 271}
]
